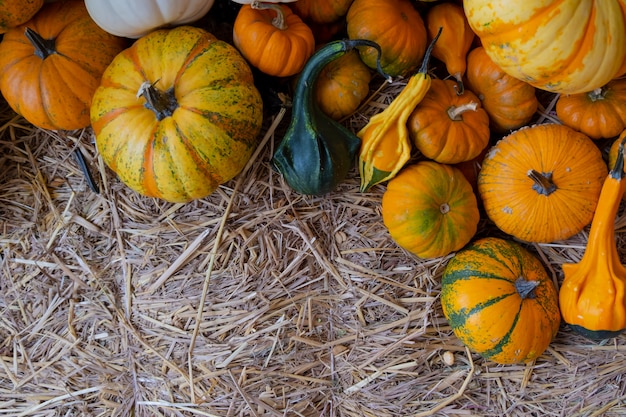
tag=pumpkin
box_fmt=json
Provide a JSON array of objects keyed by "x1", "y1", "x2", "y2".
[
  {"x1": 382, "y1": 161, "x2": 479, "y2": 260},
  {"x1": 346, "y1": 0, "x2": 427, "y2": 77},
  {"x1": 556, "y1": 78, "x2": 626, "y2": 140},
  {"x1": 90, "y1": 26, "x2": 263, "y2": 203},
  {"x1": 272, "y1": 39, "x2": 387, "y2": 196},
  {"x1": 560, "y1": 131, "x2": 626, "y2": 340},
  {"x1": 0, "y1": 0, "x2": 43, "y2": 33},
  {"x1": 407, "y1": 78, "x2": 490, "y2": 164},
  {"x1": 232, "y1": 3, "x2": 315, "y2": 78},
  {"x1": 291, "y1": 0, "x2": 354, "y2": 24},
  {"x1": 463, "y1": 0, "x2": 626, "y2": 94},
  {"x1": 358, "y1": 28, "x2": 440, "y2": 192},
  {"x1": 315, "y1": 49, "x2": 372, "y2": 120},
  {"x1": 84, "y1": 0, "x2": 214, "y2": 38},
  {"x1": 0, "y1": 0, "x2": 127, "y2": 131},
  {"x1": 465, "y1": 46, "x2": 538, "y2": 133},
  {"x1": 477, "y1": 124, "x2": 608, "y2": 243},
  {"x1": 425, "y1": 2, "x2": 474, "y2": 93},
  {"x1": 441, "y1": 237, "x2": 561, "y2": 364}
]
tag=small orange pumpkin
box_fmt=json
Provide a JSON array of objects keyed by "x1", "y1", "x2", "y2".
[
  {"x1": 382, "y1": 160, "x2": 479, "y2": 260},
  {"x1": 0, "y1": 0, "x2": 126, "y2": 130},
  {"x1": 233, "y1": 3, "x2": 315, "y2": 77},
  {"x1": 346, "y1": 0, "x2": 427, "y2": 77},
  {"x1": 315, "y1": 49, "x2": 372, "y2": 120},
  {"x1": 0, "y1": 0, "x2": 43, "y2": 33},
  {"x1": 291, "y1": 0, "x2": 354, "y2": 24},
  {"x1": 556, "y1": 78, "x2": 626, "y2": 140},
  {"x1": 407, "y1": 78, "x2": 490, "y2": 164},
  {"x1": 478, "y1": 124, "x2": 608, "y2": 243},
  {"x1": 465, "y1": 46, "x2": 539, "y2": 133}
]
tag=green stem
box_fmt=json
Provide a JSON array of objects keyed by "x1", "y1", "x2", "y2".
[{"x1": 25, "y1": 27, "x2": 56, "y2": 59}]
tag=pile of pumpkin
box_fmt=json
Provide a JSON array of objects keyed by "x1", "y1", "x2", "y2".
[{"x1": 2, "y1": 0, "x2": 626, "y2": 365}]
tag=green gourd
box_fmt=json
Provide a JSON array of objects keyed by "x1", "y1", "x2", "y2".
[{"x1": 272, "y1": 39, "x2": 388, "y2": 195}]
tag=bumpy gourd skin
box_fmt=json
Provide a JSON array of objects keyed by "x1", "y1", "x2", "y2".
[{"x1": 559, "y1": 132, "x2": 626, "y2": 340}]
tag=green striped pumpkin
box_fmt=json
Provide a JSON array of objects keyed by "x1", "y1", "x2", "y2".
[{"x1": 441, "y1": 237, "x2": 560, "y2": 364}]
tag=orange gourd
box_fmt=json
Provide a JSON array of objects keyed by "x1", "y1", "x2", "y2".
[
  {"x1": 556, "y1": 78, "x2": 626, "y2": 140},
  {"x1": 559, "y1": 130, "x2": 626, "y2": 340},
  {"x1": 291, "y1": 0, "x2": 354, "y2": 24},
  {"x1": 0, "y1": 0, "x2": 43, "y2": 33},
  {"x1": 425, "y1": 2, "x2": 474, "y2": 93},
  {"x1": 465, "y1": 46, "x2": 539, "y2": 133},
  {"x1": 408, "y1": 78, "x2": 490, "y2": 164},
  {"x1": 233, "y1": 3, "x2": 315, "y2": 77}
]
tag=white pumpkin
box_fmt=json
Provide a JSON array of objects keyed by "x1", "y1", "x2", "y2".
[{"x1": 84, "y1": 0, "x2": 215, "y2": 38}]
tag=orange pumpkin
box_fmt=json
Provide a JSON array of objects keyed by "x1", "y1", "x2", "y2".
[
  {"x1": 382, "y1": 161, "x2": 479, "y2": 259},
  {"x1": 0, "y1": 0, "x2": 126, "y2": 130},
  {"x1": 346, "y1": 0, "x2": 427, "y2": 77},
  {"x1": 478, "y1": 124, "x2": 608, "y2": 243},
  {"x1": 407, "y1": 78, "x2": 490, "y2": 164},
  {"x1": 233, "y1": 3, "x2": 315, "y2": 77},
  {"x1": 465, "y1": 46, "x2": 539, "y2": 133},
  {"x1": 556, "y1": 78, "x2": 626, "y2": 140},
  {"x1": 315, "y1": 49, "x2": 372, "y2": 120},
  {"x1": 0, "y1": 0, "x2": 43, "y2": 33},
  {"x1": 291, "y1": 0, "x2": 354, "y2": 24}
]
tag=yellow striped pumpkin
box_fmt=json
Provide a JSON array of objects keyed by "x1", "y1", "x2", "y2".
[
  {"x1": 90, "y1": 26, "x2": 263, "y2": 203},
  {"x1": 441, "y1": 237, "x2": 561, "y2": 364},
  {"x1": 463, "y1": 0, "x2": 626, "y2": 94}
]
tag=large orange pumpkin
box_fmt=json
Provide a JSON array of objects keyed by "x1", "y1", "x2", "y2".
[
  {"x1": 0, "y1": 0, "x2": 127, "y2": 130},
  {"x1": 478, "y1": 124, "x2": 608, "y2": 243},
  {"x1": 463, "y1": 0, "x2": 626, "y2": 94},
  {"x1": 90, "y1": 26, "x2": 263, "y2": 203}
]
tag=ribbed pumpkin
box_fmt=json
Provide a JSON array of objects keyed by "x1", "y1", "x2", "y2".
[
  {"x1": 441, "y1": 237, "x2": 561, "y2": 364},
  {"x1": 381, "y1": 161, "x2": 479, "y2": 260},
  {"x1": 0, "y1": 0, "x2": 43, "y2": 33},
  {"x1": 478, "y1": 124, "x2": 608, "y2": 243},
  {"x1": 463, "y1": 0, "x2": 626, "y2": 94},
  {"x1": 346, "y1": 0, "x2": 427, "y2": 77},
  {"x1": 556, "y1": 78, "x2": 626, "y2": 140},
  {"x1": 465, "y1": 46, "x2": 539, "y2": 133},
  {"x1": 407, "y1": 78, "x2": 490, "y2": 164},
  {"x1": 90, "y1": 26, "x2": 263, "y2": 203},
  {"x1": 0, "y1": 0, "x2": 127, "y2": 130},
  {"x1": 233, "y1": 3, "x2": 315, "y2": 78}
]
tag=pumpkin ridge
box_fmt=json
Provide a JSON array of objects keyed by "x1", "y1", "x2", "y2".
[
  {"x1": 479, "y1": 301, "x2": 523, "y2": 360},
  {"x1": 445, "y1": 291, "x2": 517, "y2": 329}
]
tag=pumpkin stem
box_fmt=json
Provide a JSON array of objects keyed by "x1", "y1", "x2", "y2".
[
  {"x1": 24, "y1": 27, "x2": 56, "y2": 60},
  {"x1": 515, "y1": 277, "x2": 540, "y2": 299},
  {"x1": 528, "y1": 169, "x2": 557, "y2": 196},
  {"x1": 447, "y1": 101, "x2": 478, "y2": 121},
  {"x1": 440, "y1": 203, "x2": 450, "y2": 214},
  {"x1": 587, "y1": 87, "x2": 606, "y2": 102},
  {"x1": 251, "y1": 1, "x2": 287, "y2": 30},
  {"x1": 137, "y1": 80, "x2": 178, "y2": 122}
]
